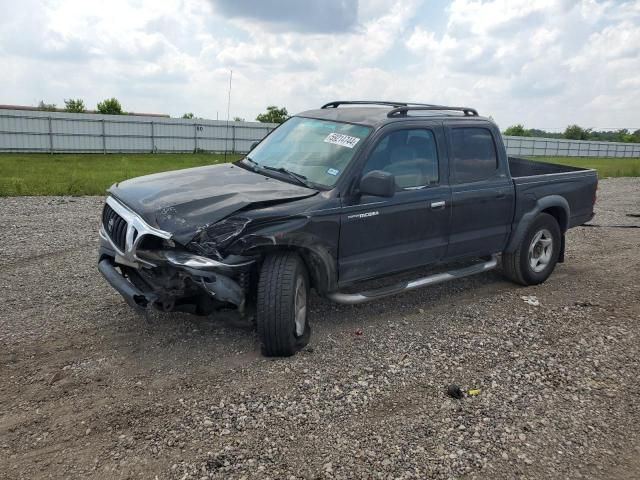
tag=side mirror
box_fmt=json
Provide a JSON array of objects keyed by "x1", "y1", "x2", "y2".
[
  {"x1": 359, "y1": 170, "x2": 395, "y2": 197},
  {"x1": 249, "y1": 141, "x2": 259, "y2": 151}
]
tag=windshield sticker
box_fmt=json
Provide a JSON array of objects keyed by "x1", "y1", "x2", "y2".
[
  {"x1": 324, "y1": 133, "x2": 361, "y2": 149},
  {"x1": 327, "y1": 168, "x2": 339, "y2": 176}
]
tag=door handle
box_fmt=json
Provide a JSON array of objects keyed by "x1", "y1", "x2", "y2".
[
  {"x1": 495, "y1": 193, "x2": 507, "y2": 199},
  {"x1": 430, "y1": 200, "x2": 446, "y2": 210}
]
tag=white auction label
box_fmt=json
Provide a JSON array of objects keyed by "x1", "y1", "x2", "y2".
[{"x1": 324, "y1": 133, "x2": 361, "y2": 149}]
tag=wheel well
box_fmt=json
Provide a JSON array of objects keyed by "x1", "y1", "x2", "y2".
[
  {"x1": 541, "y1": 206, "x2": 568, "y2": 232},
  {"x1": 252, "y1": 246, "x2": 334, "y2": 295}
]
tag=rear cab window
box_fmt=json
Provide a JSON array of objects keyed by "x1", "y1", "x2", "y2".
[{"x1": 450, "y1": 127, "x2": 499, "y2": 184}]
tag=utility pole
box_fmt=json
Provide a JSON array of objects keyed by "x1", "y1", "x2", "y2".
[{"x1": 224, "y1": 69, "x2": 233, "y2": 161}]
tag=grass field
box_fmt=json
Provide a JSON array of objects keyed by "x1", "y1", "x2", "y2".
[
  {"x1": 533, "y1": 156, "x2": 640, "y2": 178},
  {"x1": 0, "y1": 153, "x2": 242, "y2": 196},
  {"x1": 0, "y1": 153, "x2": 638, "y2": 196}
]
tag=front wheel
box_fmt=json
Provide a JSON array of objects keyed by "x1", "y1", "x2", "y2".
[
  {"x1": 502, "y1": 213, "x2": 561, "y2": 286},
  {"x1": 256, "y1": 252, "x2": 311, "y2": 357}
]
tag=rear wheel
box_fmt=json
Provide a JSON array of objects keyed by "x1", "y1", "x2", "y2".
[
  {"x1": 502, "y1": 213, "x2": 561, "y2": 286},
  {"x1": 256, "y1": 252, "x2": 310, "y2": 357}
]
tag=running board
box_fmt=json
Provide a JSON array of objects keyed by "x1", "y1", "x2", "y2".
[{"x1": 327, "y1": 255, "x2": 499, "y2": 305}]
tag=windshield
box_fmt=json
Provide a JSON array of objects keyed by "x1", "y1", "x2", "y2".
[{"x1": 245, "y1": 116, "x2": 372, "y2": 188}]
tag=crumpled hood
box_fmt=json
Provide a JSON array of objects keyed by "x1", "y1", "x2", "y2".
[{"x1": 109, "y1": 163, "x2": 317, "y2": 244}]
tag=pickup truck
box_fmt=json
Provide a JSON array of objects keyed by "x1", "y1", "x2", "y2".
[{"x1": 98, "y1": 101, "x2": 598, "y2": 356}]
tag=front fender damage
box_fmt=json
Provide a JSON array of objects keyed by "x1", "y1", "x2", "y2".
[
  {"x1": 220, "y1": 215, "x2": 339, "y2": 295},
  {"x1": 186, "y1": 216, "x2": 252, "y2": 259}
]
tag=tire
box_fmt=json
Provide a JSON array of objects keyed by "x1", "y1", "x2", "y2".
[
  {"x1": 502, "y1": 213, "x2": 561, "y2": 286},
  {"x1": 256, "y1": 252, "x2": 311, "y2": 357}
]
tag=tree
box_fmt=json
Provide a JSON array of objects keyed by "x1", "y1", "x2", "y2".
[
  {"x1": 527, "y1": 128, "x2": 563, "y2": 139},
  {"x1": 181, "y1": 112, "x2": 195, "y2": 119},
  {"x1": 485, "y1": 122, "x2": 640, "y2": 143},
  {"x1": 256, "y1": 105, "x2": 289, "y2": 124},
  {"x1": 97, "y1": 98, "x2": 123, "y2": 115},
  {"x1": 233, "y1": 116, "x2": 245, "y2": 122},
  {"x1": 503, "y1": 124, "x2": 529, "y2": 137},
  {"x1": 564, "y1": 124, "x2": 591, "y2": 140},
  {"x1": 37, "y1": 100, "x2": 57, "y2": 112},
  {"x1": 64, "y1": 98, "x2": 86, "y2": 113}
]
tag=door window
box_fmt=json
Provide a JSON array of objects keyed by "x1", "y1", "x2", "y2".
[
  {"x1": 450, "y1": 128, "x2": 498, "y2": 183},
  {"x1": 363, "y1": 129, "x2": 439, "y2": 189}
]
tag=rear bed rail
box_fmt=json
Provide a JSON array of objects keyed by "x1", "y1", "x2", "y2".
[{"x1": 508, "y1": 157, "x2": 593, "y2": 178}]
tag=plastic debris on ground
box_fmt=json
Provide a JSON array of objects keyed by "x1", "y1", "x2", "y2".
[{"x1": 521, "y1": 295, "x2": 540, "y2": 306}]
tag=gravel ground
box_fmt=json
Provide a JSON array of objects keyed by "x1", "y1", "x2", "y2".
[{"x1": 1, "y1": 178, "x2": 639, "y2": 479}]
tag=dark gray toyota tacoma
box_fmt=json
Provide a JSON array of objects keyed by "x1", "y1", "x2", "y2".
[{"x1": 98, "y1": 101, "x2": 598, "y2": 356}]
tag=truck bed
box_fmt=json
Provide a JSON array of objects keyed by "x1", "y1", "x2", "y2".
[
  {"x1": 508, "y1": 157, "x2": 598, "y2": 229},
  {"x1": 508, "y1": 156, "x2": 590, "y2": 177}
]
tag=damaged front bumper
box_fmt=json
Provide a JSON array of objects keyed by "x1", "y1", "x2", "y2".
[
  {"x1": 98, "y1": 197, "x2": 255, "y2": 313},
  {"x1": 98, "y1": 257, "x2": 153, "y2": 309},
  {"x1": 99, "y1": 238, "x2": 255, "y2": 312}
]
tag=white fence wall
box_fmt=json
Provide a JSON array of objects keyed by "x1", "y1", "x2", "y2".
[
  {"x1": 0, "y1": 109, "x2": 277, "y2": 154},
  {"x1": 503, "y1": 135, "x2": 640, "y2": 158},
  {"x1": 1, "y1": 108, "x2": 639, "y2": 157}
]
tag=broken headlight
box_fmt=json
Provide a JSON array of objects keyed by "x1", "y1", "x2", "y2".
[{"x1": 187, "y1": 216, "x2": 250, "y2": 258}]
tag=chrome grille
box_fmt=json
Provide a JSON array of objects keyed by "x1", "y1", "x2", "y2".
[
  {"x1": 102, "y1": 203, "x2": 128, "y2": 252},
  {"x1": 100, "y1": 196, "x2": 171, "y2": 267}
]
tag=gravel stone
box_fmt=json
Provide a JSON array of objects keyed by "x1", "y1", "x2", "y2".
[{"x1": 1, "y1": 178, "x2": 639, "y2": 479}]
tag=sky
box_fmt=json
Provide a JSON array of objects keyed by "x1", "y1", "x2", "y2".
[{"x1": 0, "y1": 0, "x2": 639, "y2": 130}]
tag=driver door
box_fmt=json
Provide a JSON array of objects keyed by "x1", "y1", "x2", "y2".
[{"x1": 338, "y1": 125, "x2": 451, "y2": 285}]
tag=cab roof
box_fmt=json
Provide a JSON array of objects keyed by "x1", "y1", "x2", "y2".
[{"x1": 296, "y1": 101, "x2": 492, "y2": 128}]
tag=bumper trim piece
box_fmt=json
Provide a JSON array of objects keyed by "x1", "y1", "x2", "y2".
[
  {"x1": 160, "y1": 250, "x2": 254, "y2": 271},
  {"x1": 98, "y1": 258, "x2": 152, "y2": 309}
]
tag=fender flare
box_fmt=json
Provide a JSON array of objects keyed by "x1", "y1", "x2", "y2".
[
  {"x1": 505, "y1": 195, "x2": 570, "y2": 254},
  {"x1": 226, "y1": 217, "x2": 339, "y2": 295},
  {"x1": 248, "y1": 243, "x2": 338, "y2": 295}
]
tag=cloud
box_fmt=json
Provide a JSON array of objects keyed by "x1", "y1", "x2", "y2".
[
  {"x1": 0, "y1": 0, "x2": 638, "y2": 131},
  {"x1": 567, "y1": 20, "x2": 640, "y2": 70},
  {"x1": 399, "y1": 0, "x2": 640, "y2": 128},
  {"x1": 213, "y1": 0, "x2": 418, "y2": 73},
  {"x1": 209, "y1": 0, "x2": 359, "y2": 33}
]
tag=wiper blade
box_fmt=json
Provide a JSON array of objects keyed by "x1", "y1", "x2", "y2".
[
  {"x1": 262, "y1": 166, "x2": 311, "y2": 188},
  {"x1": 241, "y1": 156, "x2": 260, "y2": 170},
  {"x1": 240, "y1": 158, "x2": 312, "y2": 188}
]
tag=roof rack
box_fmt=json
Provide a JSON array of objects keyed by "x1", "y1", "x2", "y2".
[
  {"x1": 321, "y1": 100, "x2": 436, "y2": 109},
  {"x1": 387, "y1": 105, "x2": 479, "y2": 117},
  {"x1": 320, "y1": 101, "x2": 479, "y2": 117}
]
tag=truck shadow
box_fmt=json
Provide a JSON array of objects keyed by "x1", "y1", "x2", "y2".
[
  {"x1": 89, "y1": 265, "x2": 538, "y2": 376},
  {"x1": 309, "y1": 269, "x2": 511, "y2": 329},
  {"x1": 136, "y1": 267, "x2": 512, "y2": 340}
]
